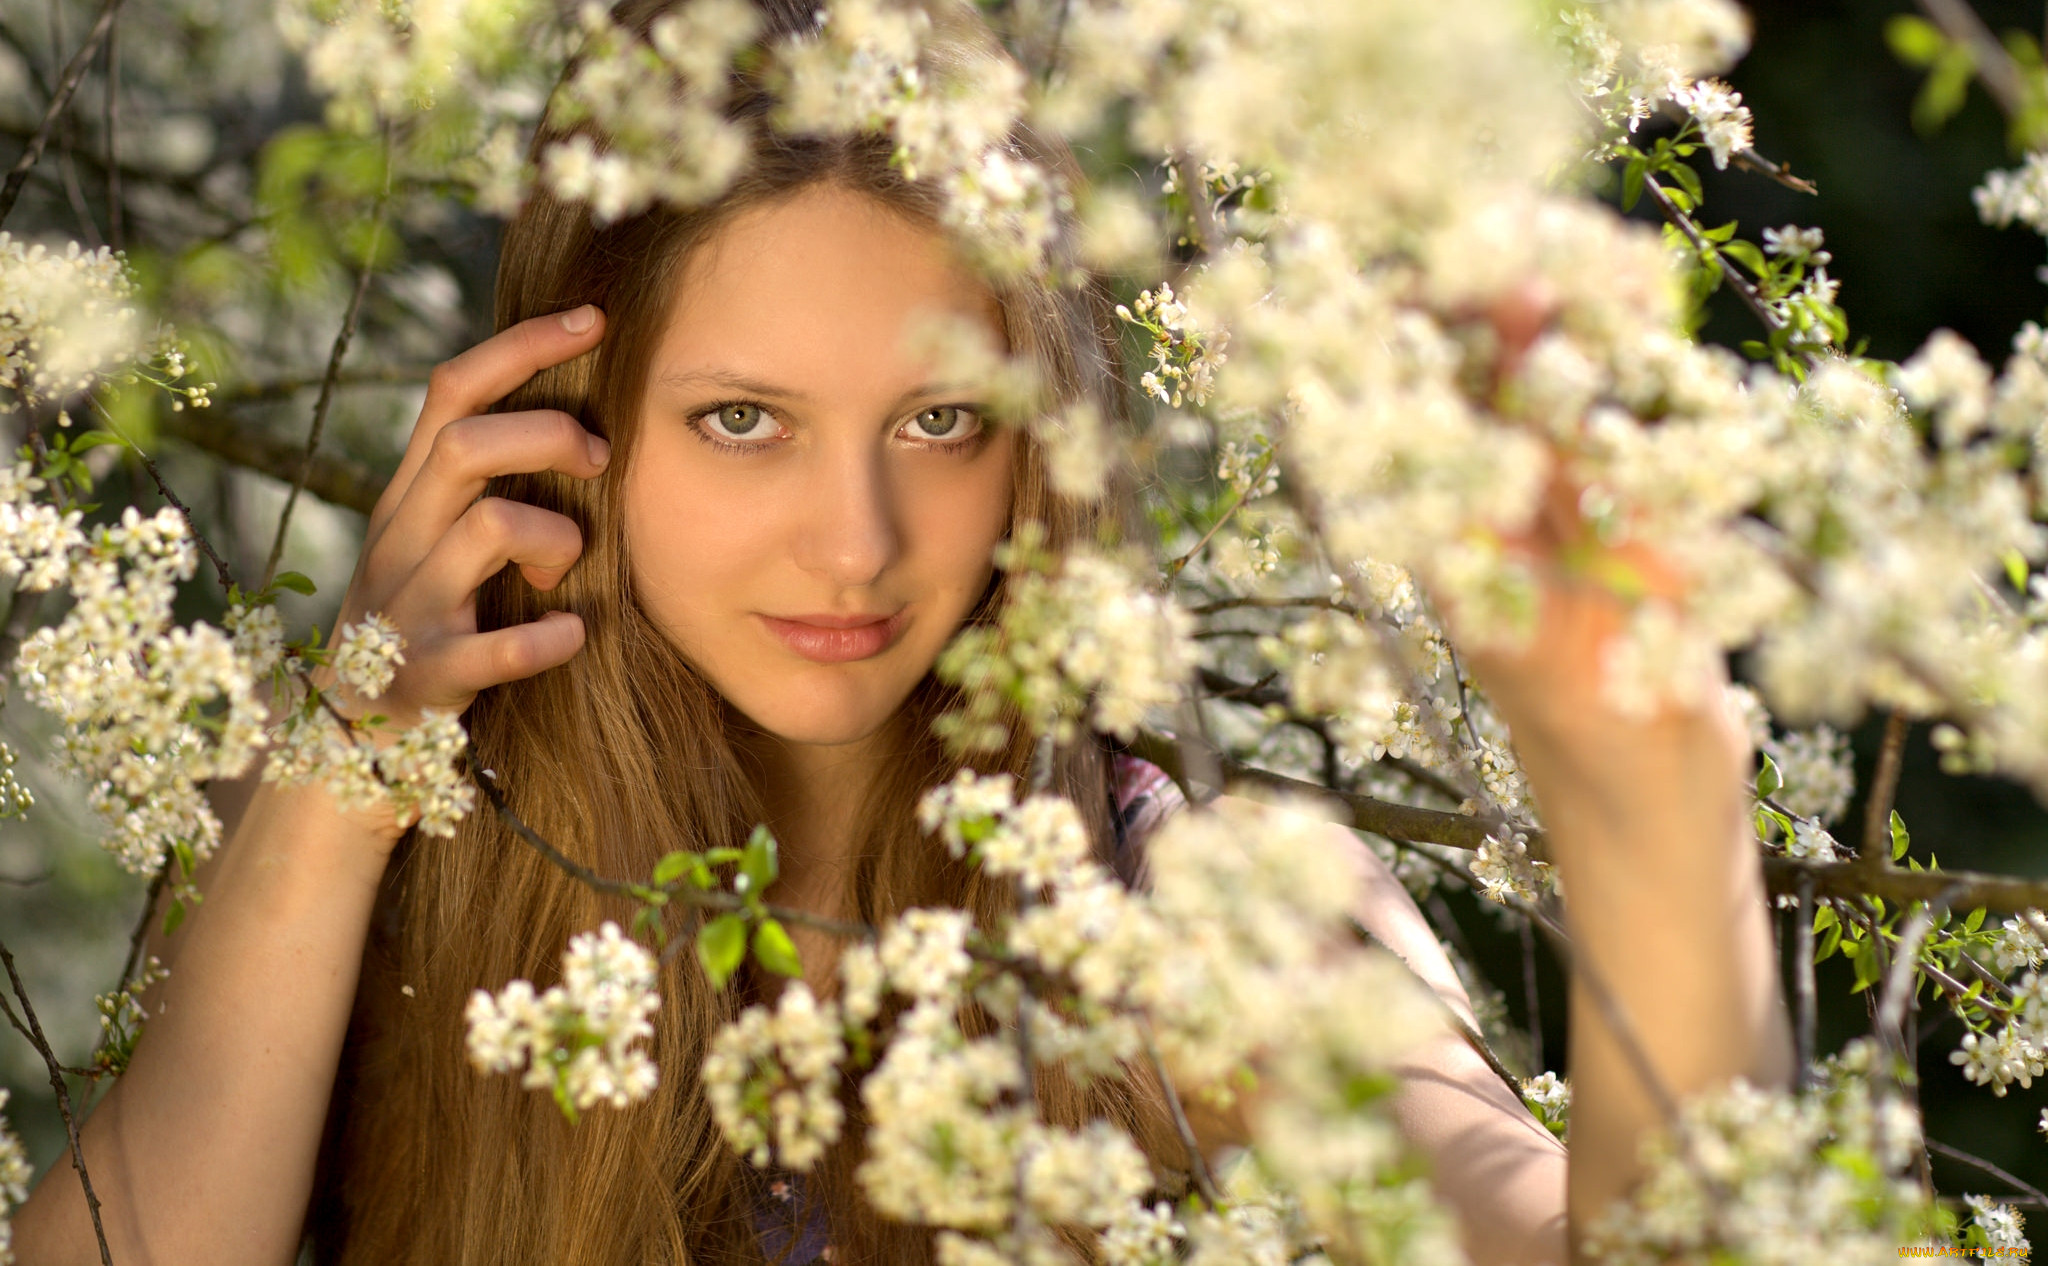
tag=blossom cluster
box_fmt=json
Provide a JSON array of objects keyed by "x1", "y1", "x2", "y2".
[
  {"x1": 937, "y1": 540, "x2": 1194, "y2": 751},
  {"x1": 1949, "y1": 970, "x2": 2048, "y2": 1098},
  {"x1": 1585, "y1": 1040, "x2": 1938, "y2": 1265},
  {"x1": 540, "y1": 0, "x2": 761, "y2": 220},
  {"x1": 13, "y1": 502, "x2": 267, "y2": 874},
  {"x1": 465, "y1": 921, "x2": 661, "y2": 1115},
  {"x1": 276, "y1": 0, "x2": 564, "y2": 212},
  {"x1": 701, "y1": 981, "x2": 848, "y2": 1169},
  {"x1": 1116, "y1": 284, "x2": 1228, "y2": 410},
  {"x1": 0, "y1": 235, "x2": 146, "y2": 411}
]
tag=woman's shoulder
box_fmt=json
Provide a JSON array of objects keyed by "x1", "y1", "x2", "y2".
[{"x1": 1107, "y1": 751, "x2": 1187, "y2": 889}]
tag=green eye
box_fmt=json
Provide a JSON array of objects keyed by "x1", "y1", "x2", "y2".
[
  {"x1": 906, "y1": 406, "x2": 978, "y2": 440},
  {"x1": 711, "y1": 403, "x2": 766, "y2": 436}
]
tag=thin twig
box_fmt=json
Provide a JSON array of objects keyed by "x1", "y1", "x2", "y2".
[
  {"x1": 1916, "y1": 0, "x2": 2030, "y2": 117},
  {"x1": 1862, "y1": 710, "x2": 1910, "y2": 873},
  {"x1": 1792, "y1": 873, "x2": 1817, "y2": 1091},
  {"x1": 0, "y1": 0, "x2": 128, "y2": 228},
  {"x1": 1163, "y1": 452, "x2": 1273, "y2": 582},
  {"x1": 1925, "y1": 1138, "x2": 2048, "y2": 1209},
  {"x1": 1187, "y1": 594, "x2": 1360, "y2": 617},
  {"x1": 1875, "y1": 881, "x2": 1966, "y2": 1062},
  {"x1": 1172, "y1": 150, "x2": 1222, "y2": 258},
  {"x1": 98, "y1": 406, "x2": 234, "y2": 592},
  {"x1": 1729, "y1": 147, "x2": 1818, "y2": 195},
  {"x1": 261, "y1": 126, "x2": 395, "y2": 588},
  {"x1": 1141, "y1": 1026, "x2": 1222, "y2": 1206},
  {"x1": 119, "y1": 859, "x2": 170, "y2": 985},
  {"x1": 1640, "y1": 175, "x2": 1787, "y2": 339},
  {"x1": 475, "y1": 770, "x2": 874, "y2": 941},
  {"x1": 0, "y1": 937, "x2": 114, "y2": 1265},
  {"x1": 101, "y1": 17, "x2": 119, "y2": 252}
]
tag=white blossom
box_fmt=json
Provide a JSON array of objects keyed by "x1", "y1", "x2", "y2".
[
  {"x1": 1977, "y1": 152, "x2": 2048, "y2": 236},
  {"x1": 331, "y1": 612, "x2": 406, "y2": 699},
  {"x1": 465, "y1": 921, "x2": 660, "y2": 1113},
  {"x1": 702, "y1": 982, "x2": 848, "y2": 1169}
]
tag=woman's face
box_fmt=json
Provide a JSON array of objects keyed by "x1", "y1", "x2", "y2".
[{"x1": 625, "y1": 183, "x2": 1017, "y2": 747}]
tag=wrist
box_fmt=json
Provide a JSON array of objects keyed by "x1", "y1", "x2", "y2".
[{"x1": 239, "y1": 775, "x2": 410, "y2": 871}]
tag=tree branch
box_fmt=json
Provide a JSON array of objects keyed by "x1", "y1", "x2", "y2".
[
  {"x1": 158, "y1": 403, "x2": 387, "y2": 515},
  {"x1": 262, "y1": 126, "x2": 395, "y2": 587},
  {"x1": 0, "y1": 937, "x2": 113, "y2": 1265},
  {"x1": 1916, "y1": 0, "x2": 2030, "y2": 118},
  {"x1": 0, "y1": 0, "x2": 127, "y2": 228},
  {"x1": 1861, "y1": 710, "x2": 1910, "y2": 874}
]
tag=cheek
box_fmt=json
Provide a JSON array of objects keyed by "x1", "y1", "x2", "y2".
[
  {"x1": 623, "y1": 445, "x2": 764, "y2": 625},
  {"x1": 902, "y1": 434, "x2": 1016, "y2": 601}
]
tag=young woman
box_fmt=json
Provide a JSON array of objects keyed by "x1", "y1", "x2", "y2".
[{"x1": 12, "y1": 0, "x2": 1792, "y2": 1261}]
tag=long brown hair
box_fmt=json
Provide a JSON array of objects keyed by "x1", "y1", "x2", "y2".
[{"x1": 311, "y1": 2, "x2": 1186, "y2": 1262}]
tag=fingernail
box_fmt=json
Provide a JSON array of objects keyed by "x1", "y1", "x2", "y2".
[
  {"x1": 586, "y1": 432, "x2": 611, "y2": 465},
  {"x1": 559, "y1": 305, "x2": 597, "y2": 334}
]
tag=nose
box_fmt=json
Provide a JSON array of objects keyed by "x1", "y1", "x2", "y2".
[{"x1": 790, "y1": 433, "x2": 900, "y2": 589}]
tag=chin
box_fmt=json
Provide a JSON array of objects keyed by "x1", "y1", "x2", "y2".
[{"x1": 723, "y1": 677, "x2": 912, "y2": 748}]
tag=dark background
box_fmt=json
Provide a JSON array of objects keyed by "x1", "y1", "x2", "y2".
[{"x1": 1452, "y1": 0, "x2": 2048, "y2": 1213}]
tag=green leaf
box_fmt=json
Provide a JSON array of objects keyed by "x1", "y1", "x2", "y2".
[
  {"x1": 1884, "y1": 14, "x2": 1947, "y2": 67},
  {"x1": 1721, "y1": 239, "x2": 1767, "y2": 277},
  {"x1": 652, "y1": 850, "x2": 699, "y2": 888},
  {"x1": 1815, "y1": 923, "x2": 1842, "y2": 963},
  {"x1": 2004, "y1": 548, "x2": 2030, "y2": 593},
  {"x1": 70, "y1": 430, "x2": 128, "y2": 452},
  {"x1": 1755, "y1": 752, "x2": 1783, "y2": 800},
  {"x1": 1666, "y1": 161, "x2": 1703, "y2": 205},
  {"x1": 1890, "y1": 810, "x2": 1911, "y2": 861},
  {"x1": 1812, "y1": 905, "x2": 1838, "y2": 933},
  {"x1": 268, "y1": 570, "x2": 318, "y2": 597},
  {"x1": 697, "y1": 913, "x2": 748, "y2": 988},
  {"x1": 631, "y1": 904, "x2": 666, "y2": 947},
  {"x1": 1701, "y1": 219, "x2": 1739, "y2": 244},
  {"x1": 1914, "y1": 46, "x2": 1978, "y2": 135},
  {"x1": 752, "y1": 918, "x2": 803, "y2": 978},
  {"x1": 737, "y1": 824, "x2": 779, "y2": 896},
  {"x1": 161, "y1": 897, "x2": 187, "y2": 937},
  {"x1": 1621, "y1": 157, "x2": 1647, "y2": 212},
  {"x1": 1965, "y1": 906, "x2": 1987, "y2": 934}
]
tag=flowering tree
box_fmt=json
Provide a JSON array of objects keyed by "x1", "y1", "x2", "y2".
[{"x1": 5, "y1": 0, "x2": 2048, "y2": 1261}]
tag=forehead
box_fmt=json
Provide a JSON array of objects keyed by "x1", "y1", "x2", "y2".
[{"x1": 654, "y1": 184, "x2": 1006, "y2": 388}]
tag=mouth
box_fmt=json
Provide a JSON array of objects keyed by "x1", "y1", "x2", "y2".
[{"x1": 757, "y1": 610, "x2": 907, "y2": 664}]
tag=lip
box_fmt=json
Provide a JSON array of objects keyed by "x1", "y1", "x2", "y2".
[{"x1": 758, "y1": 611, "x2": 907, "y2": 664}]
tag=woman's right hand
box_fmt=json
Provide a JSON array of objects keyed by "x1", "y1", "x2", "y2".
[{"x1": 324, "y1": 305, "x2": 611, "y2": 739}]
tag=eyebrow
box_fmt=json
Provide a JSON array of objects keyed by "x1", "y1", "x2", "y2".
[
  {"x1": 654, "y1": 368, "x2": 977, "y2": 412},
  {"x1": 655, "y1": 368, "x2": 818, "y2": 403}
]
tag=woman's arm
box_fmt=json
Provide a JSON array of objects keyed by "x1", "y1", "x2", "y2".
[
  {"x1": 1500, "y1": 687, "x2": 1792, "y2": 1258},
  {"x1": 8, "y1": 307, "x2": 612, "y2": 1265},
  {"x1": 10, "y1": 784, "x2": 397, "y2": 1264},
  {"x1": 1456, "y1": 479, "x2": 1795, "y2": 1261},
  {"x1": 1333, "y1": 822, "x2": 1570, "y2": 1266}
]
